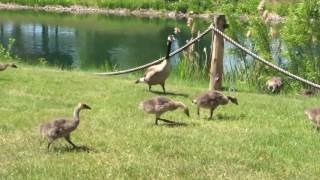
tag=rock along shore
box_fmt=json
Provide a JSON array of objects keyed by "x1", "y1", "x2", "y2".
[{"x1": 0, "y1": 3, "x2": 213, "y2": 20}]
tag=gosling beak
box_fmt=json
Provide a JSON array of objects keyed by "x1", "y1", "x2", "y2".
[{"x1": 84, "y1": 104, "x2": 92, "y2": 110}]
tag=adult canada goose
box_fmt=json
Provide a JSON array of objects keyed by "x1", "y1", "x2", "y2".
[
  {"x1": 305, "y1": 107, "x2": 320, "y2": 130},
  {"x1": 135, "y1": 35, "x2": 175, "y2": 94},
  {"x1": 266, "y1": 76, "x2": 283, "y2": 93},
  {"x1": 193, "y1": 90, "x2": 238, "y2": 119},
  {"x1": 40, "y1": 103, "x2": 91, "y2": 149},
  {"x1": 139, "y1": 96, "x2": 189, "y2": 125},
  {"x1": 0, "y1": 63, "x2": 17, "y2": 71}
]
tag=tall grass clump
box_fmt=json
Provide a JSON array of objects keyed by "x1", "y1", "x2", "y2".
[
  {"x1": 0, "y1": 38, "x2": 17, "y2": 59},
  {"x1": 0, "y1": 37, "x2": 52, "y2": 68},
  {"x1": 172, "y1": 17, "x2": 208, "y2": 83}
]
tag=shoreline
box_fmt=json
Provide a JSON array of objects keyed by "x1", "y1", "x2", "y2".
[{"x1": 0, "y1": 3, "x2": 213, "y2": 20}]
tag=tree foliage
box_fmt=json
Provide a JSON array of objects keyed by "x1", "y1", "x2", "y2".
[{"x1": 280, "y1": 0, "x2": 320, "y2": 88}]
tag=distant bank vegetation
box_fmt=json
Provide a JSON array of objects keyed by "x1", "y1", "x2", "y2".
[{"x1": 0, "y1": 0, "x2": 295, "y2": 14}]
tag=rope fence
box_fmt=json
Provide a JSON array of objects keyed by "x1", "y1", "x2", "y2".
[
  {"x1": 95, "y1": 24, "x2": 320, "y2": 89},
  {"x1": 95, "y1": 26, "x2": 212, "y2": 76},
  {"x1": 209, "y1": 25, "x2": 320, "y2": 89}
]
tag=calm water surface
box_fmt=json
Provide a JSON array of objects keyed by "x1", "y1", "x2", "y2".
[{"x1": 0, "y1": 10, "x2": 211, "y2": 71}]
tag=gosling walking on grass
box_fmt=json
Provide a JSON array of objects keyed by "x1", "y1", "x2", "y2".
[
  {"x1": 40, "y1": 103, "x2": 91, "y2": 149},
  {"x1": 135, "y1": 35, "x2": 175, "y2": 94},
  {"x1": 0, "y1": 63, "x2": 17, "y2": 71},
  {"x1": 305, "y1": 107, "x2": 320, "y2": 130},
  {"x1": 139, "y1": 96, "x2": 189, "y2": 125},
  {"x1": 193, "y1": 90, "x2": 238, "y2": 119},
  {"x1": 266, "y1": 76, "x2": 283, "y2": 93}
]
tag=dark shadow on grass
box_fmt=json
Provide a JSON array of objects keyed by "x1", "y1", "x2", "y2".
[
  {"x1": 52, "y1": 145, "x2": 95, "y2": 153},
  {"x1": 202, "y1": 113, "x2": 246, "y2": 121},
  {"x1": 158, "y1": 118, "x2": 188, "y2": 127},
  {"x1": 149, "y1": 90, "x2": 189, "y2": 98},
  {"x1": 0, "y1": 78, "x2": 10, "y2": 81}
]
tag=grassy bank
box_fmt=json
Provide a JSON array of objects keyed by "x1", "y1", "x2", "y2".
[{"x1": 1, "y1": 59, "x2": 320, "y2": 179}]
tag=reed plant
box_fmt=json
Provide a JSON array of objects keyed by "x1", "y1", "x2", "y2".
[
  {"x1": 0, "y1": 38, "x2": 17, "y2": 59},
  {"x1": 171, "y1": 17, "x2": 209, "y2": 84}
]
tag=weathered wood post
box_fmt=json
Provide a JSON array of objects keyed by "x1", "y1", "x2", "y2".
[{"x1": 209, "y1": 14, "x2": 227, "y2": 90}]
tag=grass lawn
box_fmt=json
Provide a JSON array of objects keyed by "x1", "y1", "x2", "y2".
[{"x1": 1, "y1": 61, "x2": 320, "y2": 179}]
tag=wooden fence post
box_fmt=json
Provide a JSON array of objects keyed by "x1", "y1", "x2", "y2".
[{"x1": 209, "y1": 14, "x2": 227, "y2": 90}]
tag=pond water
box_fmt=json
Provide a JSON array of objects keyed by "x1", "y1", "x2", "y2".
[{"x1": 0, "y1": 10, "x2": 213, "y2": 71}]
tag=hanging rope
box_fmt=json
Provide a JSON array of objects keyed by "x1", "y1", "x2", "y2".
[
  {"x1": 95, "y1": 23, "x2": 320, "y2": 89},
  {"x1": 95, "y1": 27, "x2": 212, "y2": 76},
  {"x1": 209, "y1": 24, "x2": 320, "y2": 89}
]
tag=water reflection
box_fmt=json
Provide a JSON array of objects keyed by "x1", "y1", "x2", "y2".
[
  {"x1": 0, "y1": 22, "x2": 76, "y2": 69},
  {"x1": 0, "y1": 10, "x2": 288, "y2": 75},
  {"x1": 0, "y1": 10, "x2": 211, "y2": 71}
]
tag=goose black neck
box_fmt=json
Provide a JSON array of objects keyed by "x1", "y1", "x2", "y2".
[
  {"x1": 73, "y1": 107, "x2": 81, "y2": 122},
  {"x1": 165, "y1": 40, "x2": 173, "y2": 60}
]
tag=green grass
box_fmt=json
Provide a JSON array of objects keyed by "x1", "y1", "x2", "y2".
[{"x1": 1, "y1": 59, "x2": 320, "y2": 179}]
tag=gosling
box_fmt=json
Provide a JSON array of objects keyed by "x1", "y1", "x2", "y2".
[
  {"x1": 0, "y1": 63, "x2": 17, "y2": 71},
  {"x1": 139, "y1": 96, "x2": 189, "y2": 125},
  {"x1": 305, "y1": 107, "x2": 320, "y2": 130},
  {"x1": 40, "y1": 103, "x2": 91, "y2": 149},
  {"x1": 135, "y1": 35, "x2": 175, "y2": 94},
  {"x1": 193, "y1": 90, "x2": 238, "y2": 119},
  {"x1": 266, "y1": 76, "x2": 283, "y2": 93}
]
